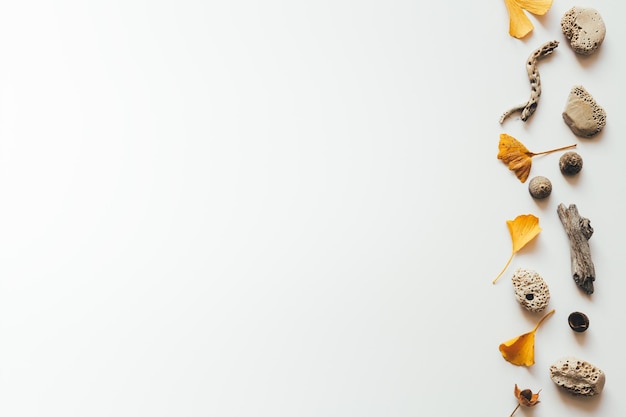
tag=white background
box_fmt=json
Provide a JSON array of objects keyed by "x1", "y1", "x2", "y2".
[{"x1": 0, "y1": 1, "x2": 624, "y2": 416}]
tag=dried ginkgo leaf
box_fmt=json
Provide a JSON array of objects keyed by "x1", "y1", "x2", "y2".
[
  {"x1": 499, "y1": 309, "x2": 554, "y2": 366},
  {"x1": 504, "y1": 0, "x2": 553, "y2": 39},
  {"x1": 498, "y1": 133, "x2": 576, "y2": 183},
  {"x1": 492, "y1": 214, "x2": 541, "y2": 284}
]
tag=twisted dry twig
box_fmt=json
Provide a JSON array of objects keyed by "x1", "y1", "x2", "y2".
[{"x1": 500, "y1": 40, "x2": 559, "y2": 124}]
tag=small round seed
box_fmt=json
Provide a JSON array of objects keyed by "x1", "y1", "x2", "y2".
[
  {"x1": 528, "y1": 176, "x2": 552, "y2": 199},
  {"x1": 568, "y1": 311, "x2": 589, "y2": 332},
  {"x1": 560, "y1": 151, "x2": 583, "y2": 175}
]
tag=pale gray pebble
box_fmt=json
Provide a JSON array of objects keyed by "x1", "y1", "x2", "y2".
[
  {"x1": 562, "y1": 85, "x2": 606, "y2": 138},
  {"x1": 511, "y1": 268, "x2": 550, "y2": 312},
  {"x1": 528, "y1": 176, "x2": 552, "y2": 199},
  {"x1": 550, "y1": 357, "x2": 606, "y2": 396},
  {"x1": 561, "y1": 7, "x2": 606, "y2": 55}
]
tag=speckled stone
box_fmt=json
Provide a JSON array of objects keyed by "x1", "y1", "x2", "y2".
[
  {"x1": 561, "y1": 7, "x2": 606, "y2": 55},
  {"x1": 563, "y1": 85, "x2": 606, "y2": 138},
  {"x1": 511, "y1": 268, "x2": 550, "y2": 313},
  {"x1": 560, "y1": 151, "x2": 583, "y2": 175},
  {"x1": 550, "y1": 357, "x2": 605, "y2": 396},
  {"x1": 528, "y1": 176, "x2": 552, "y2": 199}
]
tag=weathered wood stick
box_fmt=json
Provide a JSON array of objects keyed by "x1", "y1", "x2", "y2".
[{"x1": 557, "y1": 203, "x2": 595, "y2": 294}]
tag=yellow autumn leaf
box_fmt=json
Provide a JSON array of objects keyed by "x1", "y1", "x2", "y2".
[
  {"x1": 504, "y1": 0, "x2": 553, "y2": 39},
  {"x1": 516, "y1": 0, "x2": 552, "y2": 16},
  {"x1": 508, "y1": 214, "x2": 541, "y2": 253},
  {"x1": 501, "y1": 332, "x2": 536, "y2": 366},
  {"x1": 499, "y1": 309, "x2": 554, "y2": 366},
  {"x1": 492, "y1": 214, "x2": 541, "y2": 284},
  {"x1": 498, "y1": 133, "x2": 576, "y2": 183}
]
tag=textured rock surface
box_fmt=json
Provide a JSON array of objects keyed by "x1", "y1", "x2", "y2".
[
  {"x1": 550, "y1": 357, "x2": 605, "y2": 396},
  {"x1": 511, "y1": 268, "x2": 550, "y2": 312},
  {"x1": 499, "y1": 40, "x2": 559, "y2": 124},
  {"x1": 563, "y1": 85, "x2": 606, "y2": 138},
  {"x1": 561, "y1": 7, "x2": 606, "y2": 55}
]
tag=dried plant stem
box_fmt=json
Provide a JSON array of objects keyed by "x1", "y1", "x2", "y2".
[
  {"x1": 531, "y1": 144, "x2": 577, "y2": 157},
  {"x1": 492, "y1": 252, "x2": 514, "y2": 284},
  {"x1": 533, "y1": 309, "x2": 555, "y2": 332},
  {"x1": 509, "y1": 404, "x2": 520, "y2": 417},
  {"x1": 500, "y1": 40, "x2": 559, "y2": 123}
]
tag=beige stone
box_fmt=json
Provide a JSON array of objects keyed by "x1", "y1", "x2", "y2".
[
  {"x1": 550, "y1": 357, "x2": 606, "y2": 396},
  {"x1": 561, "y1": 7, "x2": 606, "y2": 55},
  {"x1": 511, "y1": 268, "x2": 550, "y2": 312},
  {"x1": 562, "y1": 85, "x2": 606, "y2": 138}
]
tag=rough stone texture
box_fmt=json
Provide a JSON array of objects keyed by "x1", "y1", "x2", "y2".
[
  {"x1": 550, "y1": 357, "x2": 605, "y2": 396},
  {"x1": 528, "y1": 176, "x2": 552, "y2": 199},
  {"x1": 511, "y1": 268, "x2": 550, "y2": 312},
  {"x1": 560, "y1": 151, "x2": 583, "y2": 175},
  {"x1": 561, "y1": 7, "x2": 606, "y2": 55},
  {"x1": 499, "y1": 40, "x2": 559, "y2": 124},
  {"x1": 562, "y1": 85, "x2": 606, "y2": 138}
]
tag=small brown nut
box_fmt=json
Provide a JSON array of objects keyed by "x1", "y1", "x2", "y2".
[
  {"x1": 528, "y1": 176, "x2": 552, "y2": 199},
  {"x1": 560, "y1": 151, "x2": 583, "y2": 175},
  {"x1": 568, "y1": 311, "x2": 589, "y2": 332}
]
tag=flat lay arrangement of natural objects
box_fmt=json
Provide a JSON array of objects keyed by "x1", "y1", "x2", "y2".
[{"x1": 496, "y1": 1, "x2": 607, "y2": 415}]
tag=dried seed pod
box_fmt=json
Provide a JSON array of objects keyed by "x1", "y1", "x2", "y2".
[
  {"x1": 528, "y1": 176, "x2": 552, "y2": 199},
  {"x1": 560, "y1": 151, "x2": 583, "y2": 175},
  {"x1": 568, "y1": 311, "x2": 589, "y2": 332}
]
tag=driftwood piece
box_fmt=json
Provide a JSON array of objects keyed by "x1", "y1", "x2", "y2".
[{"x1": 557, "y1": 203, "x2": 595, "y2": 294}]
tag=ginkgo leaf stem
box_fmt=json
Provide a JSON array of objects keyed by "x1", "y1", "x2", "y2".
[
  {"x1": 531, "y1": 144, "x2": 577, "y2": 157},
  {"x1": 509, "y1": 404, "x2": 520, "y2": 417},
  {"x1": 493, "y1": 252, "x2": 514, "y2": 284},
  {"x1": 532, "y1": 309, "x2": 555, "y2": 332}
]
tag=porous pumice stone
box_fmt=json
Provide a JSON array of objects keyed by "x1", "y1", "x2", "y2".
[
  {"x1": 511, "y1": 268, "x2": 550, "y2": 312},
  {"x1": 550, "y1": 357, "x2": 606, "y2": 397},
  {"x1": 563, "y1": 85, "x2": 606, "y2": 138},
  {"x1": 561, "y1": 7, "x2": 606, "y2": 55}
]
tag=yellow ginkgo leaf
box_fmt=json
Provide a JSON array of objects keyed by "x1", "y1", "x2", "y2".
[
  {"x1": 515, "y1": 0, "x2": 552, "y2": 16},
  {"x1": 499, "y1": 309, "x2": 554, "y2": 366},
  {"x1": 492, "y1": 214, "x2": 541, "y2": 284},
  {"x1": 498, "y1": 133, "x2": 577, "y2": 183},
  {"x1": 508, "y1": 214, "x2": 541, "y2": 253},
  {"x1": 504, "y1": 0, "x2": 553, "y2": 39}
]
